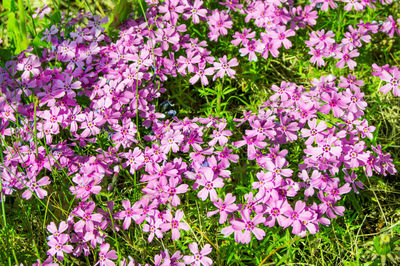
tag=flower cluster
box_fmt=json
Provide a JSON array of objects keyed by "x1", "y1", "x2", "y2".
[{"x1": 0, "y1": 0, "x2": 398, "y2": 264}]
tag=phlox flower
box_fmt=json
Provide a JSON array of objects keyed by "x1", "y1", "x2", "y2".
[
  {"x1": 76, "y1": 111, "x2": 103, "y2": 138},
  {"x1": 160, "y1": 210, "x2": 189, "y2": 240},
  {"x1": 197, "y1": 167, "x2": 224, "y2": 201},
  {"x1": 154, "y1": 249, "x2": 184, "y2": 266},
  {"x1": 207, "y1": 10, "x2": 232, "y2": 37},
  {"x1": 343, "y1": 169, "x2": 364, "y2": 194},
  {"x1": 281, "y1": 200, "x2": 314, "y2": 235},
  {"x1": 213, "y1": 55, "x2": 238, "y2": 80},
  {"x1": 17, "y1": 55, "x2": 41, "y2": 81},
  {"x1": 208, "y1": 122, "x2": 232, "y2": 146},
  {"x1": 189, "y1": 63, "x2": 214, "y2": 86},
  {"x1": 47, "y1": 221, "x2": 69, "y2": 241},
  {"x1": 22, "y1": 174, "x2": 51, "y2": 200},
  {"x1": 335, "y1": 47, "x2": 359, "y2": 70},
  {"x1": 115, "y1": 199, "x2": 141, "y2": 230},
  {"x1": 239, "y1": 40, "x2": 263, "y2": 62},
  {"x1": 47, "y1": 234, "x2": 73, "y2": 261},
  {"x1": 207, "y1": 193, "x2": 238, "y2": 224},
  {"x1": 309, "y1": 48, "x2": 328, "y2": 67},
  {"x1": 143, "y1": 217, "x2": 163, "y2": 242},
  {"x1": 182, "y1": 0, "x2": 208, "y2": 24},
  {"x1": 231, "y1": 28, "x2": 255, "y2": 46},
  {"x1": 161, "y1": 130, "x2": 184, "y2": 153},
  {"x1": 301, "y1": 118, "x2": 327, "y2": 145},
  {"x1": 379, "y1": 69, "x2": 400, "y2": 97},
  {"x1": 183, "y1": 242, "x2": 213, "y2": 266},
  {"x1": 95, "y1": 243, "x2": 118, "y2": 266},
  {"x1": 271, "y1": 26, "x2": 295, "y2": 49},
  {"x1": 264, "y1": 199, "x2": 291, "y2": 227},
  {"x1": 319, "y1": 91, "x2": 348, "y2": 118},
  {"x1": 343, "y1": 0, "x2": 364, "y2": 11},
  {"x1": 231, "y1": 210, "x2": 266, "y2": 244}
]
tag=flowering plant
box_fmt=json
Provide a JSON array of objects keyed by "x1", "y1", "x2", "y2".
[{"x1": 0, "y1": 0, "x2": 399, "y2": 265}]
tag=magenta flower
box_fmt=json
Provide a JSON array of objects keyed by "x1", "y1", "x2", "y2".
[
  {"x1": 47, "y1": 234, "x2": 73, "y2": 261},
  {"x1": 182, "y1": 0, "x2": 208, "y2": 24},
  {"x1": 207, "y1": 10, "x2": 232, "y2": 37},
  {"x1": 301, "y1": 118, "x2": 327, "y2": 145},
  {"x1": 213, "y1": 55, "x2": 238, "y2": 80},
  {"x1": 264, "y1": 157, "x2": 293, "y2": 179},
  {"x1": 189, "y1": 63, "x2": 215, "y2": 86},
  {"x1": 161, "y1": 130, "x2": 184, "y2": 153},
  {"x1": 207, "y1": 193, "x2": 238, "y2": 224},
  {"x1": 335, "y1": 47, "x2": 359, "y2": 70},
  {"x1": 282, "y1": 201, "x2": 313, "y2": 235},
  {"x1": 143, "y1": 217, "x2": 163, "y2": 242},
  {"x1": 116, "y1": 199, "x2": 140, "y2": 230},
  {"x1": 231, "y1": 28, "x2": 255, "y2": 46},
  {"x1": 47, "y1": 221, "x2": 69, "y2": 241},
  {"x1": 17, "y1": 55, "x2": 41, "y2": 81},
  {"x1": 231, "y1": 210, "x2": 266, "y2": 244},
  {"x1": 264, "y1": 199, "x2": 291, "y2": 227},
  {"x1": 343, "y1": 169, "x2": 364, "y2": 194},
  {"x1": 319, "y1": 92, "x2": 348, "y2": 118},
  {"x1": 183, "y1": 242, "x2": 213, "y2": 266},
  {"x1": 22, "y1": 174, "x2": 51, "y2": 200},
  {"x1": 160, "y1": 210, "x2": 189, "y2": 240},
  {"x1": 76, "y1": 111, "x2": 103, "y2": 138},
  {"x1": 309, "y1": 48, "x2": 328, "y2": 67},
  {"x1": 208, "y1": 122, "x2": 232, "y2": 146},
  {"x1": 95, "y1": 243, "x2": 118, "y2": 266},
  {"x1": 379, "y1": 69, "x2": 400, "y2": 97},
  {"x1": 271, "y1": 26, "x2": 295, "y2": 49},
  {"x1": 197, "y1": 167, "x2": 224, "y2": 201}
]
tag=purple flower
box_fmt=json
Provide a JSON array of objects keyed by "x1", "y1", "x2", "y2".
[
  {"x1": 231, "y1": 210, "x2": 266, "y2": 244},
  {"x1": 183, "y1": 242, "x2": 213, "y2": 266},
  {"x1": 379, "y1": 69, "x2": 400, "y2": 97},
  {"x1": 22, "y1": 173, "x2": 50, "y2": 200},
  {"x1": 197, "y1": 167, "x2": 224, "y2": 201},
  {"x1": 95, "y1": 243, "x2": 118, "y2": 266},
  {"x1": 47, "y1": 234, "x2": 73, "y2": 261},
  {"x1": 335, "y1": 47, "x2": 359, "y2": 70},
  {"x1": 207, "y1": 193, "x2": 238, "y2": 224},
  {"x1": 160, "y1": 210, "x2": 189, "y2": 240},
  {"x1": 17, "y1": 55, "x2": 41, "y2": 81},
  {"x1": 116, "y1": 199, "x2": 140, "y2": 230},
  {"x1": 213, "y1": 55, "x2": 238, "y2": 80}
]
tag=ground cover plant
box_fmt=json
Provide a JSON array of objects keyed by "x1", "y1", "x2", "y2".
[{"x1": 0, "y1": 0, "x2": 400, "y2": 265}]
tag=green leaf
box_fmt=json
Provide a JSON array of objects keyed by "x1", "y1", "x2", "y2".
[{"x1": 3, "y1": 0, "x2": 17, "y2": 11}]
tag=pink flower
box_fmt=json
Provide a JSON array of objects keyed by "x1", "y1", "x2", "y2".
[
  {"x1": 160, "y1": 210, "x2": 189, "y2": 240},
  {"x1": 208, "y1": 122, "x2": 232, "y2": 146},
  {"x1": 207, "y1": 193, "x2": 238, "y2": 224},
  {"x1": 183, "y1": 242, "x2": 213, "y2": 266},
  {"x1": 143, "y1": 217, "x2": 163, "y2": 242},
  {"x1": 17, "y1": 55, "x2": 41, "y2": 81},
  {"x1": 301, "y1": 118, "x2": 327, "y2": 145},
  {"x1": 182, "y1": 0, "x2": 208, "y2": 24},
  {"x1": 197, "y1": 167, "x2": 224, "y2": 201},
  {"x1": 281, "y1": 201, "x2": 313, "y2": 235},
  {"x1": 207, "y1": 10, "x2": 232, "y2": 37},
  {"x1": 231, "y1": 28, "x2": 255, "y2": 46},
  {"x1": 47, "y1": 234, "x2": 73, "y2": 261},
  {"x1": 116, "y1": 199, "x2": 140, "y2": 230},
  {"x1": 77, "y1": 111, "x2": 103, "y2": 138},
  {"x1": 213, "y1": 55, "x2": 238, "y2": 80},
  {"x1": 231, "y1": 210, "x2": 266, "y2": 244},
  {"x1": 22, "y1": 174, "x2": 51, "y2": 200},
  {"x1": 335, "y1": 47, "x2": 359, "y2": 70},
  {"x1": 95, "y1": 243, "x2": 118, "y2": 266},
  {"x1": 379, "y1": 69, "x2": 400, "y2": 97}
]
